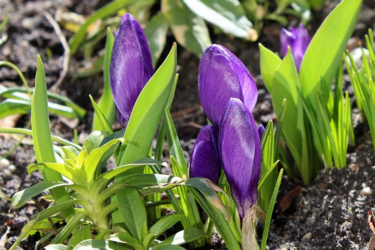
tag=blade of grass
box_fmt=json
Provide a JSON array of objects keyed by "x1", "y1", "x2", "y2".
[{"x1": 32, "y1": 56, "x2": 75, "y2": 218}]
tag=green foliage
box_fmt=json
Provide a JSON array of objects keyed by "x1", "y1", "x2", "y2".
[
  {"x1": 92, "y1": 28, "x2": 116, "y2": 132},
  {"x1": 242, "y1": 0, "x2": 316, "y2": 33},
  {"x1": 346, "y1": 29, "x2": 375, "y2": 151},
  {"x1": 68, "y1": 0, "x2": 255, "y2": 61},
  {"x1": 259, "y1": 0, "x2": 362, "y2": 184}
]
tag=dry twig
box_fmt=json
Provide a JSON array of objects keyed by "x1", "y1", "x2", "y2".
[{"x1": 43, "y1": 11, "x2": 70, "y2": 92}]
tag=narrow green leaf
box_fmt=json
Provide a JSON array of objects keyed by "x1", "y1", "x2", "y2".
[
  {"x1": 93, "y1": 28, "x2": 116, "y2": 131},
  {"x1": 68, "y1": 226, "x2": 92, "y2": 248},
  {"x1": 157, "y1": 228, "x2": 206, "y2": 246},
  {"x1": 51, "y1": 213, "x2": 87, "y2": 244},
  {"x1": 0, "y1": 127, "x2": 81, "y2": 150},
  {"x1": 164, "y1": 109, "x2": 188, "y2": 175},
  {"x1": 0, "y1": 98, "x2": 81, "y2": 119},
  {"x1": 117, "y1": 187, "x2": 148, "y2": 242},
  {"x1": 259, "y1": 44, "x2": 281, "y2": 94},
  {"x1": 12, "y1": 181, "x2": 72, "y2": 208},
  {"x1": 299, "y1": 0, "x2": 362, "y2": 107},
  {"x1": 32, "y1": 56, "x2": 74, "y2": 217},
  {"x1": 182, "y1": 0, "x2": 257, "y2": 40},
  {"x1": 149, "y1": 214, "x2": 185, "y2": 239},
  {"x1": 272, "y1": 49, "x2": 307, "y2": 181},
  {"x1": 45, "y1": 245, "x2": 68, "y2": 250},
  {"x1": 260, "y1": 169, "x2": 283, "y2": 250},
  {"x1": 118, "y1": 44, "x2": 177, "y2": 168},
  {"x1": 90, "y1": 95, "x2": 114, "y2": 133},
  {"x1": 162, "y1": 0, "x2": 211, "y2": 55},
  {"x1": 69, "y1": 0, "x2": 135, "y2": 55},
  {"x1": 73, "y1": 239, "x2": 130, "y2": 250}
]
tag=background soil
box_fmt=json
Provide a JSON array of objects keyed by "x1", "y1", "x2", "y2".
[{"x1": 0, "y1": 0, "x2": 375, "y2": 249}]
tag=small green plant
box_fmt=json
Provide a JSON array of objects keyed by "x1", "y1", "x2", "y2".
[
  {"x1": 345, "y1": 29, "x2": 375, "y2": 151},
  {"x1": 259, "y1": 0, "x2": 360, "y2": 184}
]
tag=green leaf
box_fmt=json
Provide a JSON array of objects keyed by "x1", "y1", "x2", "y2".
[
  {"x1": 84, "y1": 138, "x2": 122, "y2": 185},
  {"x1": 164, "y1": 109, "x2": 188, "y2": 175},
  {"x1": 109, "y1": 233, "x2": 143, "y2": 250},
  {"x1": 0, "y1": 98, "x2": 81, "y2": 119},
  {"x1": 157, "y1": 228, "x2": 206, "y2": 246},
  {"x1": 118, "y1": 174, "x2": 183, "y2": 189},
  {"x1": 259, "y1": 44, "x2": 281, "y2": 94},
  {"x1": 73, "y1": 239, "x2": 130, "y2": 250},
  {"x1": 0, "y1": 127, "x2": 81, "y2": 150},
  {"x1": 51, "y1": 213, "x2": 87, "y2": 244},
  {"x1": 144, "y1": 13, "x2": 170, "y2": 67},
  {"x1": 272, "y1": 49, "x2": 306, "y2": 182},
  {"x1": 117, "y1": 187, "x2": 148, "y2": 242},
  {"x1": 90, "y1": 96, "x2": 114, "y2": 134},
  {"x1": 0, "y1": 87, "x2": 86, "y2": 118},
  {"x1": 28, "y1": 163, "x2": 80, "y2": 185},
  {"x1": 32, "y1": 56, "x2": 74, "y2": 217},
  {"x1": 96, "y1": 159, "x2": 161, "y2": 189},
  {"x1": 189, "y1": 188, "x2": 241, "y2": 250},
  {"x1": 261, "y1": 169, "x2": 283, "y2": 250},
  {"x1": 182, "y1": 0, "x2": 257, "y2": 40},
  {"x1": 83, "y1": 131, "x2": 106, "y2": 154},
  {"x1": 117, "y1": 44, "x2": 177, "y2": 168},
  {"x1": 69, "y1": 0, "x2": 135, "y2": 55},
  {"x1": 12, "y1": 181, "x2": 72, "y2": 208},
  {"x1": 45, "y1": 245, "x2": 68, "y2": 250},
  {"x1": 152, "y1": 246, "x2": 185, "y2": 250},
  {"x1": 68, "y1": 226, "x2": 92, "y2": 248},
  {"x1": 299, "y1": 0, "x2": 362, "y2": 108},
  {"x1": 93, "y1": 28, "x2": 116, "y2": 131},
  {"x1": 185, "y1": 178, "x2": 229, "y2": 220},
  {"x1": 10, "y1": 200, "x2": 85, "y2": 250},
  {"x1": 149, "y1": 214, "x2": 185, "y2": 239},
  {"x1": 162, "y1": 0, "x2": 211, "y2": 55}
]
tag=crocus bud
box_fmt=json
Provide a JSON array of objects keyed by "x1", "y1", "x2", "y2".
[
  {"x1": 258, "y1": 124, "x2": 265, "y2": 140},
  {"x1": 280, "y1": 24, "x2": 311, "y2": 71},
  {"x1": 110, "y1": 13, "x2": 153, "y2": 127},
  {"x1": 190, "y1": 125, "x2": 221, "y2": 184},
  {"x1": 219, "y1": 98, "x2": 261, "y2": 220},
  {"x1": 198, "y1": 45, "x2": 258, "y2": 129}
]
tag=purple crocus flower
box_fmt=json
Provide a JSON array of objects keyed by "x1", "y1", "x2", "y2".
[
  {"x1": 189, "y1": 125, "x2": 221, "y2": 184},
  {"x1": 110, "y1": 13, "x2": 153, "y2": 127},
  {"x1": 198, "y1": 45, "x2": 258, "y2": 129},
  {"x1": 280, "y1": 24, "x2": 311, "y2": 71},
  {"x1": 219, "y1": 98, "x2": 261, "y2": 220}
]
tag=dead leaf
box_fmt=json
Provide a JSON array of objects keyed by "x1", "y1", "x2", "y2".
[{"x1": 276, "y1": 185, "x2": 305, "y2": 213}]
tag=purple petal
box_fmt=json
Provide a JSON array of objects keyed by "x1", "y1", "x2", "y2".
[
  {"x1": 198, "y1": 45, "x2": 257, "y2": 129},
  {"x1": 280, "y1": 28, "x2": 295, "y2": 57},
  {"x1": 110, "y1": 13, "x2": 153, "y2": 127},
  {"x1": 190, "y1": 125, "x2": 221, "y2": 184},
  {"x1": 258, "y1": 124, "x2": 265, "y2": 140},
  {"x1": 292, "y1": 24, "x2": 311, "y2": 71},
  {"x1": 219, "y1": 98, "x2": 261, "y2": 219},
  {"x1": 224, "y1": 48, "x2": 258, "y2": 113}
]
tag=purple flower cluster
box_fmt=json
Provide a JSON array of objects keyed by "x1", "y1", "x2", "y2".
[{"x1": 190, "y1": 45, "x2": 262, "y2": 219}]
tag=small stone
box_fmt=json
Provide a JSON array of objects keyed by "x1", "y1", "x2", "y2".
[
  {"x1": 302, "y1": 232, "x2": 312, "y2": 242},
  {"x1": 0, "y1": 158, "x2": 10, "y2": 168},
  {"x1": 362, "y1": 186, "x2": 372, "y2": 195},
  {"x1": 8, "y1": 164, "x2": 16, "y2": 173},
  {"x1": 349, "y1": 163, "x2": 359, "y2": 172}
]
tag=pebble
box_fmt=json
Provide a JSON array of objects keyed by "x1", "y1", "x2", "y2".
[
  {"x1": 362, "y1": 186, "x2": 372, "y2": 195},
  {"x1": 0, "y1": 158, "x2": 10, "y2": 168},
  {"x1": 301, "y1": 232, "x2": 312, "y2": 242},
  {"x1": 8, "y1": 164, "x2": 16, "y2": 173}
]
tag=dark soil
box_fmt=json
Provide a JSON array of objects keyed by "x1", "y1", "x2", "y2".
[{"x1": 0, "y1": 0, "x2": 375, "y2": 249}]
